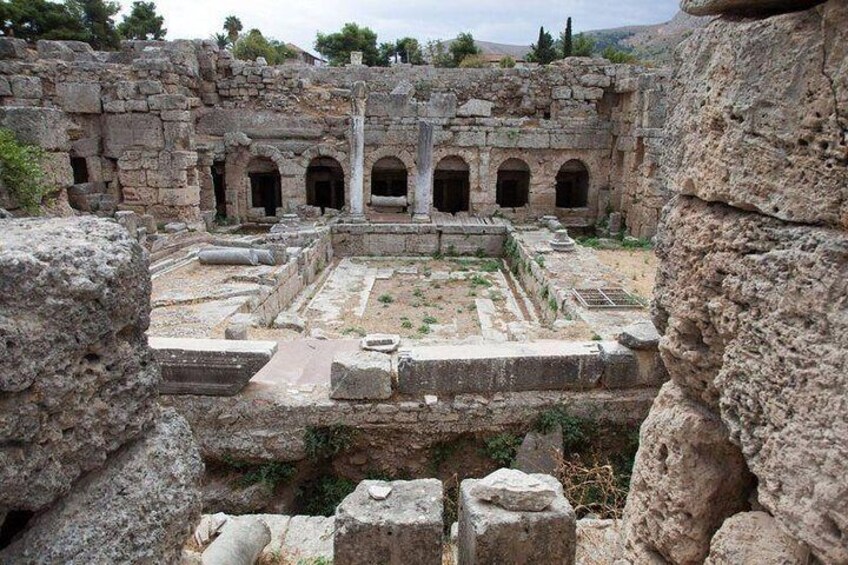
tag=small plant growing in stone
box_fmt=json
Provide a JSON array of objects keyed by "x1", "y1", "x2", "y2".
[
  {"x1": 400, "y1": 317, "x2": 413, "y2": 329},
  {"x1": 446, "y1": 244, "x2": 458, "y2": 257},
  {"x1": 422, "y1": 267, "x2": 432, "y2": 277},
  {"x1": 418, "y1": 324, "x2": 431, "y2": 334},
  {"x1": 475, "y1": 247, "x2": 487, "y2": 258},
  {"x1": 342, "y1": 326, "x2": 366, "y2": 337},
  {"x1": 591, "y1": 333, "x2": 602, "y2": 341},
  {"x1": 423, "y1": 315, "x2": 438, "y2": 324},
  {"x1": 483, "y1": 433, "x2": 521, "y2": 467},
  {"x1": 431, "y1": 249, "x2": 444, "y2": 260},
  {"x1": 378, "y1": 293, "x2": 394, "y2": 304},
  {"x1": 480, "y1": 259, "x2": 500, "y2": 273},
  {"x1": 470, "y1": 275, "x2": 492, "y2": 288},
  {"x1": 304, "y1": 425, "x2": 357, "y2": 459},
  {"x1": 0, "y1": 128, "x2": 47, "y2": 214},
  {"x1": 535, "y1": 254, "x2": 546, "y2": 267},
  {"x1": 413, "y1": 288, "x2": 425, "y2": 298},
  {"x1": 297, "y1": 474, "x2": 357, "y2": 517},
  {"x1": 549, "y1": 297, "x2": 559, "y2": 313},
  {"x1": 489, "y1": 291, "x2": 504, "y2": 302}
]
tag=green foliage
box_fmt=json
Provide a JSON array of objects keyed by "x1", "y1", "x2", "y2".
[
  {"x1": 233, "y1": 29, "x2": 294, "y2": 64},
  {"x1": 575, "y1": 236, "x2": 601, "y2": 248},
  {"x1": 0, "y1": 0, "x2": 87, "y2": 42},
  {"x1": 483, "y1": 433, "x2": 521, "y2": 467},
  {"x1": 298, "y1": 475, "x2": 357, "y2": 516},
  {"x1": 499, "y1": 55, "x2": 515, "y2": 69},
  {"x1": 221, "y1": 456, "x2": 296, "y2": 490},
  {"x1": 446, "y1": 244, "x2": 457, "y2": 257},
  {"x1": 562, "y1": 17, "x2": 573, "y2": 57},
  {"x1": 534, "y1": 406, "x2": 598, "y2": 452},
  {"x1": 73, "y1": 0, "x2": 121, "y2": 49},
  {"x1": 549, "y1": 296, "x2": 559, "y2": 313},
  {"x1": 621, "y1": 237, "x2": 653, "y2": 250},
  {"x1": 422, "y1": 315, "x2": 438, "y2": 325},
  {"x1": 571, "y1": 33, "x2": 596, "y2": 57},
  {"x1": 0, "y1": 128, "x2": 46, "y2": 214},
  {"x1": 417, "y1": 324, "x2": 431, "y2": 334},
  {"x1": 400, "y1": 317, "x2": 413, "y2": 329},
  {"x1": 450, "y1": 32, "x2": 480, "y2": 67},
  {"x1": 591, "y1": 333, "x2": 602, "y2": 341},
  {"x1": 377, "y1": 293, "x2": 394, "y2": 304},
  {"x1": 602, "y1": 45, "x2": 637, "y2": 64},
  {"x1": 341, "y1": 326, "x2": 366, "y2": 337},
  {"x1": 429, "y1": 440, "x2": 459, "y2": 472},
  {"x1": 381, "y1": 37, "x2": 424, "y2": 65},
  {"x1": 117, "y1": 1, "x2": 165, "y2": 40},
  {"x1": 223, "y1": 15, "x2": 242, "y2": 44},
  {"x1": 431, "y1": 249, "x2": 444, "y2": 260},
  {"x1": 315, "y1": 22, "x2": 380, "y2": 66},
  {"x1": 469, "y1": 275, "x2": 492, "y2": 288},
  {"x1": 211, "y1": 32, "x2": 229, "y2": 49},
  {"x1": 425, "y1": 39, "x2": 453, "y2": 68},
  {"x1": 458, "y1": 54, "x2": 486, "y2": 68},
  {"x1": 479, "y1": 259, "x2": 500, "y2": 273},
  {"x1": 304, "y1": 425, "x2": 357, "y2": 459},
  {"x1": 534, "y1": 254, "x2": 545, "y2": 267},
  {"x1": 527, "y1": 26, "x2": 557, "y2": 65}
]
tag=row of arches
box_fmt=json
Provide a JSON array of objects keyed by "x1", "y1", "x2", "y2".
[{"x1": 240, "y1": 155, "x2": 590, "y2": 216}]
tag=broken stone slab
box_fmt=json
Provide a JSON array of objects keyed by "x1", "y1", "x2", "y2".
[
  {"x1": 273, "y1": 312, "x2": 306, "y2": 332},
  {"x1": 150, "y1": 337, "x2": 277, "y2": 396},
  {"x1": 198, "y1": 247, "x2": 259, "y2": 266},
  {"x1": 514, "y1": 425, "x2": 563, "y2": 476},
  {"x1": 0, "y1": 408, "x2": 203, "y2": 565},
  {"x1": 330, "y1": 351, "x2": 393, "y2": 400},
  {"x1": 201, "y1": 516, "x2": 271, "y2": 565},
  {"x1": 459, "y1": 473, "x2": 576, "y2": 565},
  {"x1": 194, "y1": 512, "x2": 229, "y2": 546},
  {"x1": 681, "y1": 0, "x2": 823, "y2": 15},
  {"x1": 224, "y1": 323, "x2": 248, "y2": 340},
  {"x1": 164, "y1": 221, "x2": 188, "y2": 233},
  {"x1": 360, "y1": 333, "x2": 401, "y2": 353},
  {"x1": 705, "y1": 511, "x2": 810, "y2": 565},
  {"x1": 457, "y1": 98, "x2": 494, "y2": 118},
  {"x1": 617, "y1": 321, "x2": 661, "y2": 350},
  {"x1": 470, "y1": 468, "x2": 557, "y2": 512},
  {"x1": 549, "y1": 228, "x2": 577, "y2": 252},
  {"x1": 335, "y1": 479, "x2": 443, "y2": 565}
]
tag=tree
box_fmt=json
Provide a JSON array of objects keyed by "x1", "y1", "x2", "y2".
[
  {"x1": 232, "y1": 28, "x2": 294, "y2": 64},
  {"x1": 562, "y1": 17, "x2": 573, "y2": 57},
  {"x1": 571, "y1": 33, "x2": 595, "y2": 57},
  {"x1": 458, "y1": 54, "x2": 486, "y2": 68},
  {"x1": 425, "y1": 39, "x2": 453, "y2": 68},
  {"x1": 395, "y1": 37, "x2": 423, "y2": 65},
  {"x1": 377, "y1": 41, "x2": 395, "y2": 66},
  {"x1": 223, "y1": 15, "x2": 242, "y2": 45},
  {"x1": 69, "y1": 0, "x2": 121, "y2": 49},
  {"x1": 314, "y1": 23, "x2": 380, "y2": 67},
  {"x1": 499, "y1": 55, "x2": 515, "y2": 68},
  {"x1": 118, "y1": 1, "x2": 165, "y2": 40},
  {"x1": 602, "y1": 45, "x2": 637, "y2": 64},
  {"x1": 449, "y1": 32, "x2": 479, "y2": 67},
  {"x1": 211, "y1": 32, "x2": 229, "y2": 49},
  {"x1": 527, "y1": 26, "x2": 556, "y2": 65},
  {"x1": 0, "y1": 0, "x2": 87, "y2": 41}
]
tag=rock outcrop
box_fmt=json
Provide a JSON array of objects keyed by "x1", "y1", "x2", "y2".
[
  {"x1": 0, "y1": 217, "x2": 202, "y2": 563},
  {"x1": 623, "y1": 1, "x2": 847, "y2": 564}
]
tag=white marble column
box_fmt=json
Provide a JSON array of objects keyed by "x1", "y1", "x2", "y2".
[
  {"x1": 349, "y1": 81, "x2": 367, "y2": 218},
  {"x1": 413, "y1": 120, "x2": 434, "y2": 221}
]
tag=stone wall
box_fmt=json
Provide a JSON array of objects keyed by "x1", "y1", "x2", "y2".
[
  {"x1": 0, "y1": 216, "x2": 203, "y2": 562},
  {"x1": 0, "y1": 38, "x2": 668, "y2": 236},
  {"x1": 621, "y1": 2, "x2": 847, "y2": 564}
]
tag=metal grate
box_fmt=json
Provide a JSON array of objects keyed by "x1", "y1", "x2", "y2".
[{"x1": 572, "y1": 287, "x2": 644, "y2": 309}]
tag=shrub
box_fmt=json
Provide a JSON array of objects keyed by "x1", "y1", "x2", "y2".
[
  {"x1": 221, "y1": 456, "x2": 296, "y2": 490},
  {"x1": 458, "y1": 54, "x2": 487, "y2": 68},
  {"x1": 480, "y1": 259, "x2": 500, "y2": 273},
  {"x1": 0, "y1": 128, "x2": 46, "y2": 214},
  {"x1": 297, "y1": 475, "x2": 357, "y2": 516},
  {"x1": 422, "y1": 315, "x2": 438, "y2": 325},
  {"x1": 470, "y1": 275, "x2": 492, "y2": 288},
  {"x1": 483, "y1": 433, "x2": 522, "y2": 467},
  {"x1": 499, "y1": 55, "x2": 516, "y2": 68},
  {"x1": 377, "y1": 293, "x2": 394, "y2": 304},
  {"x1": 417, "y1": 324, "x2": 431, "y2": 334},
  {"x1": 304, "y1": 425, "x2": 357, "y2": 459},
  {"x1": 534, "y1": 407, "x2": 598, "y2": 452}
]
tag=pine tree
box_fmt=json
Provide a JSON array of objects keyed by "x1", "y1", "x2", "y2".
[
  {"x1": 528, "y1": 27, "x2": 556, "y2": 65},
  {"x1": 563, "y1": 17, "x2": 573, "y2": 58}
]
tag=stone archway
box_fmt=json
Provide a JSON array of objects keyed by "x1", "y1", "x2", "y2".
[
  {"x1": 556, "y1": 160, "x2": 590, "y2": 208},
  {"x1": 433, "y1": 156, "x2": 471, "y2": 214},
  {"x1": 496, "y1": 158, "x2": 531, "y2": 209}
]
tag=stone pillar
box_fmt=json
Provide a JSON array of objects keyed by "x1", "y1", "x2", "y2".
[
  {"x1": 349, "y1": 81, "x2": 367, "y2": 219},
  {"x1": 201, "y1": 517, "x2": 271, "y2": 565},
  {"x1": 413, "y1": 120, "x2": 434, "y2": 221},
  {"x1": 335, "y1": 479, "x2": 443, "y2": 565},
  {"x1": 458, "y1": 469, "x2": 576, "y2": 565}
]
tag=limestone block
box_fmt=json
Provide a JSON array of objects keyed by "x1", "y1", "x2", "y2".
[
  {"x1": 198, "y1": 247, "x2": 260, "y2": 266},
  {"x1": 0, "y1": 408, "x2": 203, "y2": 565},
  {"x1": 103, "y1": 113, "x2": 164, "y2": 157},
  {"x1": 552, "y1": 86, "x2": 572, "y2": 100},
  {"x1": 682, "y1": 0, "x2": 823, "y2": 15},
  {"x1": 225, "y1": 323, "x2": 248, "y2": 340},
  {"x1": 653, "y1": 196, "x2": 848, "y2": 563},
  {"x1": 0, "y1": 77, "x2": 10, "y2": 96},
  {"x1": 705, "y1": 511, "x2": 810, "y2": 564},
  {"x1": 622, "y1": 381, "x2": 753, "y2": 565},
  {"x1": 330, "y1": 350, "x2": 393, "y2": 400},
  {"x1": 0, "y1": 107, "x2": 71, "y2": 151},
  {"x1": 666, "y1": 3, "x2": 848, "y2": 228},
  {"x1": 457, "y1": 98, "x2": 494, "y2": 117},
  {"x1": 40, "y1": 152, "x2": 74, "y2": 189},
  {"x1": 424, "y1": 93, "x2": 457, "y2": 118},
  {"x1": 0, "y1": 218, "x2": 158, "y2": 512},
  {"x1": 334, "y1": 479, "x2": 443, "y2": 565},
  {"x1": 571, "y1": 86, "x2": 604, "y2": 100},
  {"x1": 469, "y1": 469, "x2": 557, "y2": 512},
  {"x1": 617, "y1": 321, "x2": 660, "y2": 350},
  {"x1": 458, "y1": 473, "x2": 576, "y2": 565},
  {"x1": 11, "y1": 76, "x2": 41, "y2": 98},
  {"x1": 202, "y1": 516, "x2": 271, "y2": 565},
  {"x1": 514, "y1": 425, "x2": 563, "y2": 475},
  {"x1": 36, "y1": 40, "x2": 94, "y2": 61},
  {"x1": 0, "y1": 37, "x2": 28, "y2": 59},
  {"x1": 56, "y1": 82, "x2": 102, "y2": 113}
]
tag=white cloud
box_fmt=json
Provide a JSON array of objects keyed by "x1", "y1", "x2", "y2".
[{"x1": 116, "y1": 0, "x2": 679, "y2": 55}]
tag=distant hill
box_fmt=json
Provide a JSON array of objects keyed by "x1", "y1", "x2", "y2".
[
  {"x1": 584, "y1": 11, "x2": 712, "y2": 65},
  {"x1": 437, "y1": 11, "x2": 712, "y2": 67}
]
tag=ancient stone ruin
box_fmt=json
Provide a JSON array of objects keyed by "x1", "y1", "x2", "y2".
[{"x1": 0, "y1": 0, "x2": 845, "y2": 563}]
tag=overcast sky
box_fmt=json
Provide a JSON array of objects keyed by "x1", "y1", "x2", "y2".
[{"x1": 114, "y1": 0, "x2": 680, "y2": 55}]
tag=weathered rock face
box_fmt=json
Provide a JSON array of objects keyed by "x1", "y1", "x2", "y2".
[
  {"x1": 681, "y1": 0, "x2": 825, "y2": 16},
  {"x1": 0, "y1": 217, "x2": 158, "y2": 511},
  {"x1": 665, "y1": 1, "x2": 848, "y2": 229},
  {"x1": 0, "y1": 408, "x2": 203, "y2": 565},
  {"x1": 705, "y1": 511, "x2": 810, "y2": 564},
  {"x1": 622, "y1": 381, "x2": 754, "y2": 564},
  {"x1": 624, "y1": 2, "x2": 848, "y2": 564}
]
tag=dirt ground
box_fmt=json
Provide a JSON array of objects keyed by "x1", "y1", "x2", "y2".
[{"x1": 593, "y1": 248, "x2": 658, "y2": 301}]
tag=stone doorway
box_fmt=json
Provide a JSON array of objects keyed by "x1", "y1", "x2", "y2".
[
  {"x1": 307, "y1": 157, "x2": 345, "y2": 213},
  {"x1": 434, "y1": 156, "x2": 470, "y2": 214},
  {"x1": 555, "y1": 160, "x2": 589, "y2": 208},
  {"x1": 496, "y1": 158, "x2": 530, "y2": 209}
]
